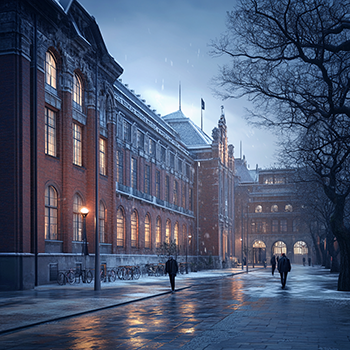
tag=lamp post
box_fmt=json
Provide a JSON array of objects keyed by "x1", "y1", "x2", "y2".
[
  {"x1": 186, "y1": 234, "x2": 192, "y2": 274},
  {"x1": 80, "y1": 207, "x2": 89, "y2": 256}
]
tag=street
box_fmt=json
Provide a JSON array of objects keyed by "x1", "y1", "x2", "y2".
[{"x1": 1, "y1": 265, "x2": 350, "y2": 349}]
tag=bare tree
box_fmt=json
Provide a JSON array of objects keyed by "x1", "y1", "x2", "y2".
[{"x1": 210, "y1": 0, "x2": 350, "y2": 290}]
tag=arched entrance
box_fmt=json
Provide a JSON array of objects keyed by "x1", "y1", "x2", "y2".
[
  {"x1": 294, "y1": 241, "x2": 308, "y2": 264},
  {"x1": 273, "y1": 241, "x2": 287, "y2": 256},
  {"x1": 253, "y1": 240, "x2": 266, "y2": 265}
]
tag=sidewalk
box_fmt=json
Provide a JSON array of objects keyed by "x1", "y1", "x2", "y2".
[{"x1": 0, "y1": 267, "x2": 252, "y2": 335}]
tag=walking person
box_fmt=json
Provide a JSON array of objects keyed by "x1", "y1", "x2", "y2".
[
  {"x1": 278, "y1": 253, "x2": 291, "y2": 289},
  {"x1": 165, "y1": 256, "x2": 178, "y2": 293},
  {"x1": 270, "y1": 255, "x2": 276, "y2": 275}
]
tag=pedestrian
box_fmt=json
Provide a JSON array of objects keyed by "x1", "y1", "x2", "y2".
[
  {"x1": 308, "y1": 257, "x2": 311, "y2": 266},
  {"x1": 278, "y1": 253, "x2": 291, "y2": 289},
  {"x1": 303, "y1": 257, "x2": 306, "y2": 266},
  {"x1": 270, "y1": 255, "x2": 276, "y2": 275},
  {"x1": 165, "y1": 255, "x2": 178, "y2": 293}
]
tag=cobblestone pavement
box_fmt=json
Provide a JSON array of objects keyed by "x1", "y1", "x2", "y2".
[{"x1": 0, "y1": 265, "x2": 350, "y2": 349}]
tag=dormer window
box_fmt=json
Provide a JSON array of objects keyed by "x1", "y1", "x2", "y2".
[{"x1": 45, "y1": 51, "x2": 57, "y2": 89}]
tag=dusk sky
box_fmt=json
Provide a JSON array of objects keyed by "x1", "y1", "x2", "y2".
[{"x1": 79, "y1": 0, "x2": 279, "y2": 169}]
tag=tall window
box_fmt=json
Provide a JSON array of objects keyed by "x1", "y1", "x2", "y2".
[
  {"x1": 182, "y1": 184, "x2": 186, "y2": 208},
  {"x1": 145, "y1": 214, "x2": 151, "y2": 249},
  {"x1": 174, "y1": 222, "x2": 179, "y2": 245},
  {"x1": 73, "y1": 194, "x2": 83, "y2": 241},
  {"x1": 124, "y1": 120, "x2": 131, "y2": 143},
  {"x1": 116, "y1": 208, "x2": 124, "y2": 247},
  {"x1": 189, "y1": 188, "x2": 193, "y2": 211},
  {"x1": 165, "y1": 176, "x2": 170, "y2": 202},
  {"x1": 145, "y1": 165, "x2": 150, "y2": 194},
  {"x1": 131, "y1": 210, "x2": 138, "y2": 248},
  {"x1": 155, "y1": 170, "x2": 160, "y2": 198},
  {"x1": 45, "y1": 186, "x2": 58, "y2": 240},
  {"x1": 173, "y1": 181, "x2": 178, "y2": 206},
  {"x1": 272, "y1": 220, "x2": 279, "y2": 233},
  {"x1": 137, "y1": 130, "x2": 144, "y2": 150},
  {"x1": 156, "y1": 217, "x2": 161, "y2": 248},
  {"x1": 99, "y1": 202, "x2": 106, "y2": 243},
  {"x1": 73, "y1": 123, "x2": 82, "y2": 166},
  {"x1": 131, "y1": 157, "x2": 137, "y2": 189},
  {"x1": 73, "y1": 73, "x2": 82, "y2": 107},
  {"x1": 99, "y1": 138, "x2": 107, "y2": 176},
  {"x1": 45, "y1": 108, "x2": 56, "y2": 156},
  {"x1": 45, "y1": 51, "x2": 56, "y2": 89},
  {"x1": 280, "y1": 219, "x2": 287, "y2": 232},
  {"x1": 166, "y1": 219, "x2": 171, "y2": 244},
  {"x1": 149, "y1": 139, "x2": 155, "y2": 157},
  {"x1": 116, "y1": 150, "x2": 123, "y2": 184}
]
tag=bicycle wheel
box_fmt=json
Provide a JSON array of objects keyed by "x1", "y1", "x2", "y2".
[
  {"x1": 109, "y1": 269, "x2": 116, "y2": 282},
  {"x1": 117, "y1": 267, "x2": 125, "y2": 280},
  {"x1": 86, "y1": 270, "x2": 93, "y2": 283},
  {"x1": 67, "y1": 271, "x2": 75, "y2": 285},
  {"x1": 133, "y1": 267, "x2": 141, "y2": 280},
  {"x1": 125, "y1": 267, "x2": 132, "y2": 280},
  {"x1": 57, "y1": 272, "x2": 65, "y2": 285}
]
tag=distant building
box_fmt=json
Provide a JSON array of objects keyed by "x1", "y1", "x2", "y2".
[
  {"x1": 234, "y1": 159, "x2": 313, "y2": 266},
  {"x1": 0, "y1": 0, "x2": 235, "y2": 290}
]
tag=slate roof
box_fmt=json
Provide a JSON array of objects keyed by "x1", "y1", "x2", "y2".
[
  {"x1": 162, "y1": 110, "x2": 212, "y2": 148},
  {"x1": 235, "y1": 158, "x2": 256, "y2": 183}
]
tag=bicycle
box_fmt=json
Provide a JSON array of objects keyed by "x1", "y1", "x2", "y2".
[
  {"x1": 75, "y1": 269, "x2": 93, "y2": 284},
  {"x1": 57, "y1": 268, "x2": 75, "y2": 285}
]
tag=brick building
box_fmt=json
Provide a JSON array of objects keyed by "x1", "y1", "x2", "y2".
[
  {"x1": 0, "y1": 0, "x2": 235, "y2": 290},
  {"x1": 234, "y1": 158, "x2": 314, "y2": 266}
]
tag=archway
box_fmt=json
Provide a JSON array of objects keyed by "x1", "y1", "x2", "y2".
[
  {"x1": 273, "y1": 241, "x2": 287, "y2": 256},
  {"x1": 294, "y1": 241, "x2": 309, "y2": 265},
  {"x1": 253, "y1": 240, "x2": 266, "y2": 265}
]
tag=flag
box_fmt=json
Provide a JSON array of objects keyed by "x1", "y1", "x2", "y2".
[{"x1": 201, "y1": 98, "x2": 205, "y2": 110}]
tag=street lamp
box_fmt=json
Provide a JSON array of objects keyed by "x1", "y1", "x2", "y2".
[{"x1": 80, "y1": 207, "x2": 89, "y2": 256}]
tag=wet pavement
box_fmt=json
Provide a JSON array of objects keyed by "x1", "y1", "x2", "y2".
[{"x1": 0, "y1": 265, "x2": 350, "y2": 349}]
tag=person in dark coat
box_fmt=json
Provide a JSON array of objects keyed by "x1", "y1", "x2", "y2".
[
  {"x1": 165, "y1": 256, "x2": 178, "y2": 292},
  {"x1": 278, "y1": 253, "x2": 291, "y2": 289},
  {"x1": 270, "y1": 255, "x2": 276, "y2": 276}
]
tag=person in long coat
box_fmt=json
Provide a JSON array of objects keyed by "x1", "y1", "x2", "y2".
[
  {"x1": 165, "y1": 256, "x2": 178, "y2": 292},
  {"x1": 270, "y1": 255, "x2": 276, "y2": 276},
  {"x1": 277, "y1": 253, "x2": 291, "y2": 289}
]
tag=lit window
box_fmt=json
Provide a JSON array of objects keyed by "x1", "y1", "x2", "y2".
[
  {"x1": 280, "y1": 220, "x2": 287, "y2": 232},
  {"x1": 73, "y1": 123, "x2": 82, "y2": 166},
  {"x1": 45, "y1": 108, "x2": 56, "y2": 157},
  {"x1": 99, "y1": 138, "x2": 107, "y2": 176},
  {"x1": 173, "y1": 181, "x2": 178, "y2": 206},
  {"x1": 131, "y1": 210, "x2": 138, "y2": 248},
  {"x1": 73, "y1": 194, "x2": 83, "y2": 241},
  {"x1": 174, "y1": 222, "x2": 179, "y2": 245},
  {"x1": 285, "y1": 204, "x2": 293, "y2": 212},
  {"x1": 271, "y1": 205, "x2": 278, "y2": 213},
  {"x1": 45, "y1": 186, "x2": 58, "y2": 240},
  {"x1": 73, "y1": 73, "x2": 82, "y2": 107},
  {"x1": 272, "y1": 220, "x2": 278, "y2": 233},
  {"x1": 156, "y1": 217, "x2": 161, "y2": 248},
  {"x1": 255, "y1": 205, "x2": 262, "y2": 213},
  {"x1": 45, "y1": 51, "x2": 56, "y2": 89},
  {"x1": 131, "y1": 158, "x2": 137, "y2": 189},
  {"x1": 145, "y1": 214, "x2": 151, "y2": 249},
  {"x1": 116, "y1": 150, "x2": 123, "y2": 184},
  {"x1": 182, "y1": 184, "x2": 186, "y2": 208},
  {"x1": 116, "y1": 208, "x2": 124, "y2": 247},
  {"x1": 99, "y1": 202, "x2": 106, "y2": 243},
  {"x1": 294, "y1": 241, "x2": 308, "y2": 255},
  {"x1": 166, "y1": 219, "x2": 171, "y2": 244}
]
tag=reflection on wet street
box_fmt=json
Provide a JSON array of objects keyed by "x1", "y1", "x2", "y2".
[{"x1": 1, "y1": 265, "x2": 350, "y2": 349}]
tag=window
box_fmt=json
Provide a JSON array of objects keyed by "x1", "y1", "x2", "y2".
[
  {"x1": 131, "y1": 210, "x2": 138, "y2": 248},
  {"x1": 165, "y1": 176, "x2": 170, "y2": 202},
  {"x1": 99, "y1": 138, "x2": 107, "y2": 176},
  {"x1": 293, "y1": 219, "x2": 299, "y2": 232},
  {"x1": 45, "y1": 186, "x2": 58, "y2": 240},
  {"x1": 45, "y1": 51, "x2": 56, "y2": 89},
  {"x1": 285, "y1": 204, "x2": 293, "y2": 212},
  {"x1": 73, "y1": 194, "x2": 83, "y2": 241},
  {"x1": 145, "y1": 214, "x2": 151, "y2": 249},
  {"x1": 275, "y1": 176, "x2": 286, "y2": 184},
  {"x1": 272, "y1": 220, "x2": 279, "y2": 233},
  {"x1": 131, "y1": 158, "x2": 137, "y2": 189},
  {"x1": 116, "y1": 150, "x2": 123, "y2": 184},
  {"x1": 100, "y1": 109, "x2": 107, "y2": 128},
  {"x1": 124, "y1": 120, "x2": 131, "y2": 143},
  {"x1": 174, "y1": 222, "x2": 179, "y2": 245},
  {"x1": 73, "y1": 73, "x2": 82, "y2": 107},
  {"x1": 145, "y1": 164, "x2": 150, "y2": 194},
  {"x1": 280, "y1": 219, "x2": 287, "y2": 232},
  {"x1": 45, "y1": 108, "x2": 56, "y2": 157},
  {"x1": 156, "y1": 217, "x2": 161, "y2": 248},
  {"x1": 170, "y1": 152, "x2": 175, "y2": 168},
  {"x1": 99, "y1": 202, "x2": 106, "y2": 243},
  {"x1": 255, "y1": 205, "x2": 262, "y2": 213},
  {"x1": 73, "y1": 123, "x2": 82, "y2": 166},
  {"x1": 166, "y1": 219, "x2": 171, "y2": 244},
  {"x1": 155, "y1": 170, "x2": 160, "y2": 198},
  {"x1": 116, "y1": 208, "x2": 124, "y2": 247},
  {"x1": 182, "y1": 184, "x2": 186, "y2": 208},
  {"x1": 178, "y1": 159, "x2": 182, "y2": 173},
  {"x1": 271, "y1": 204, "x2": 278, "y2": 213},
  {"x1": 161, "y1": 147, "x2": 166, "y2": 163},
  {"x1": 173, "y1": 180, "x2": 178, "y2": 206},
  {"x1": 186, "y1": 164, "x2": 190, "y2": 178},
  {"x1": 294, "y1": 241, "x2": 308, "y2": 255},
  {"x1": 137, "y1": 130, "x2": 144, "y2": 150},
  {"x1": 264, "y1": 176, "x2": 273, "y2": 185},
  {"x1": 256, "y1": 221, "x2": 267, "y2": 233},
  {"x1": 189, "y1": 188, "x2": 193, "y2": 211},
  {"x1": 251, "y1": 221, "x2": 256, "y2": 233},
  {"x1": 149, "y1": 139, "x2": 155, "y2": 157}
]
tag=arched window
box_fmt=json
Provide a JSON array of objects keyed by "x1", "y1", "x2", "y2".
[
  {"x1": 174, "y1": 222, "x2": 179, "y2": 245},
  {"x1": 273, "y1": 241, "x2": 287, "y2": 255},
  {"x1": 285, "y1": 204, "x2": 293, "y2": 212},
  {"x1": 73, "y1": 73, "x2": 82, "y2": 107},
  {"x1": 294, "y1": 241, "x2": 308, "y2": 255},
  {"x1": 253, "y1": 240, "x2": 266, "y2": 248},
  {"x1": 156, "y1": 217, "x2": 161, "y2": 248},
  {"x1": 255, "y1": 205, "x2": 262, "y2": 213},
  {"x1": 166, "y1": 219, "x2": 171, "y2": 244},
  {"x1": 99, "y1": 202, "x2": 106, "y2": 243},
  {"x1": 145, "y1": 214, "x2": 151, "y2": 249},
  {"x1": 131, "y1": 210, "x2": 138, "y2": 248},
  {"x1": 45, "y1": 51, "x2": 57, "y2": 89},
  {"x1": 73, "y1": 194, "x2": 83, "y2": 241},
  {"x1": 45, "y1": 186, "x2": 58, "y2": 240},
  {"x1": 271, "y1": 204, "x2": 279, "y2": 213},
  {"x1": 116, "y1": 208, "x2": 124, "y2": 247}
]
